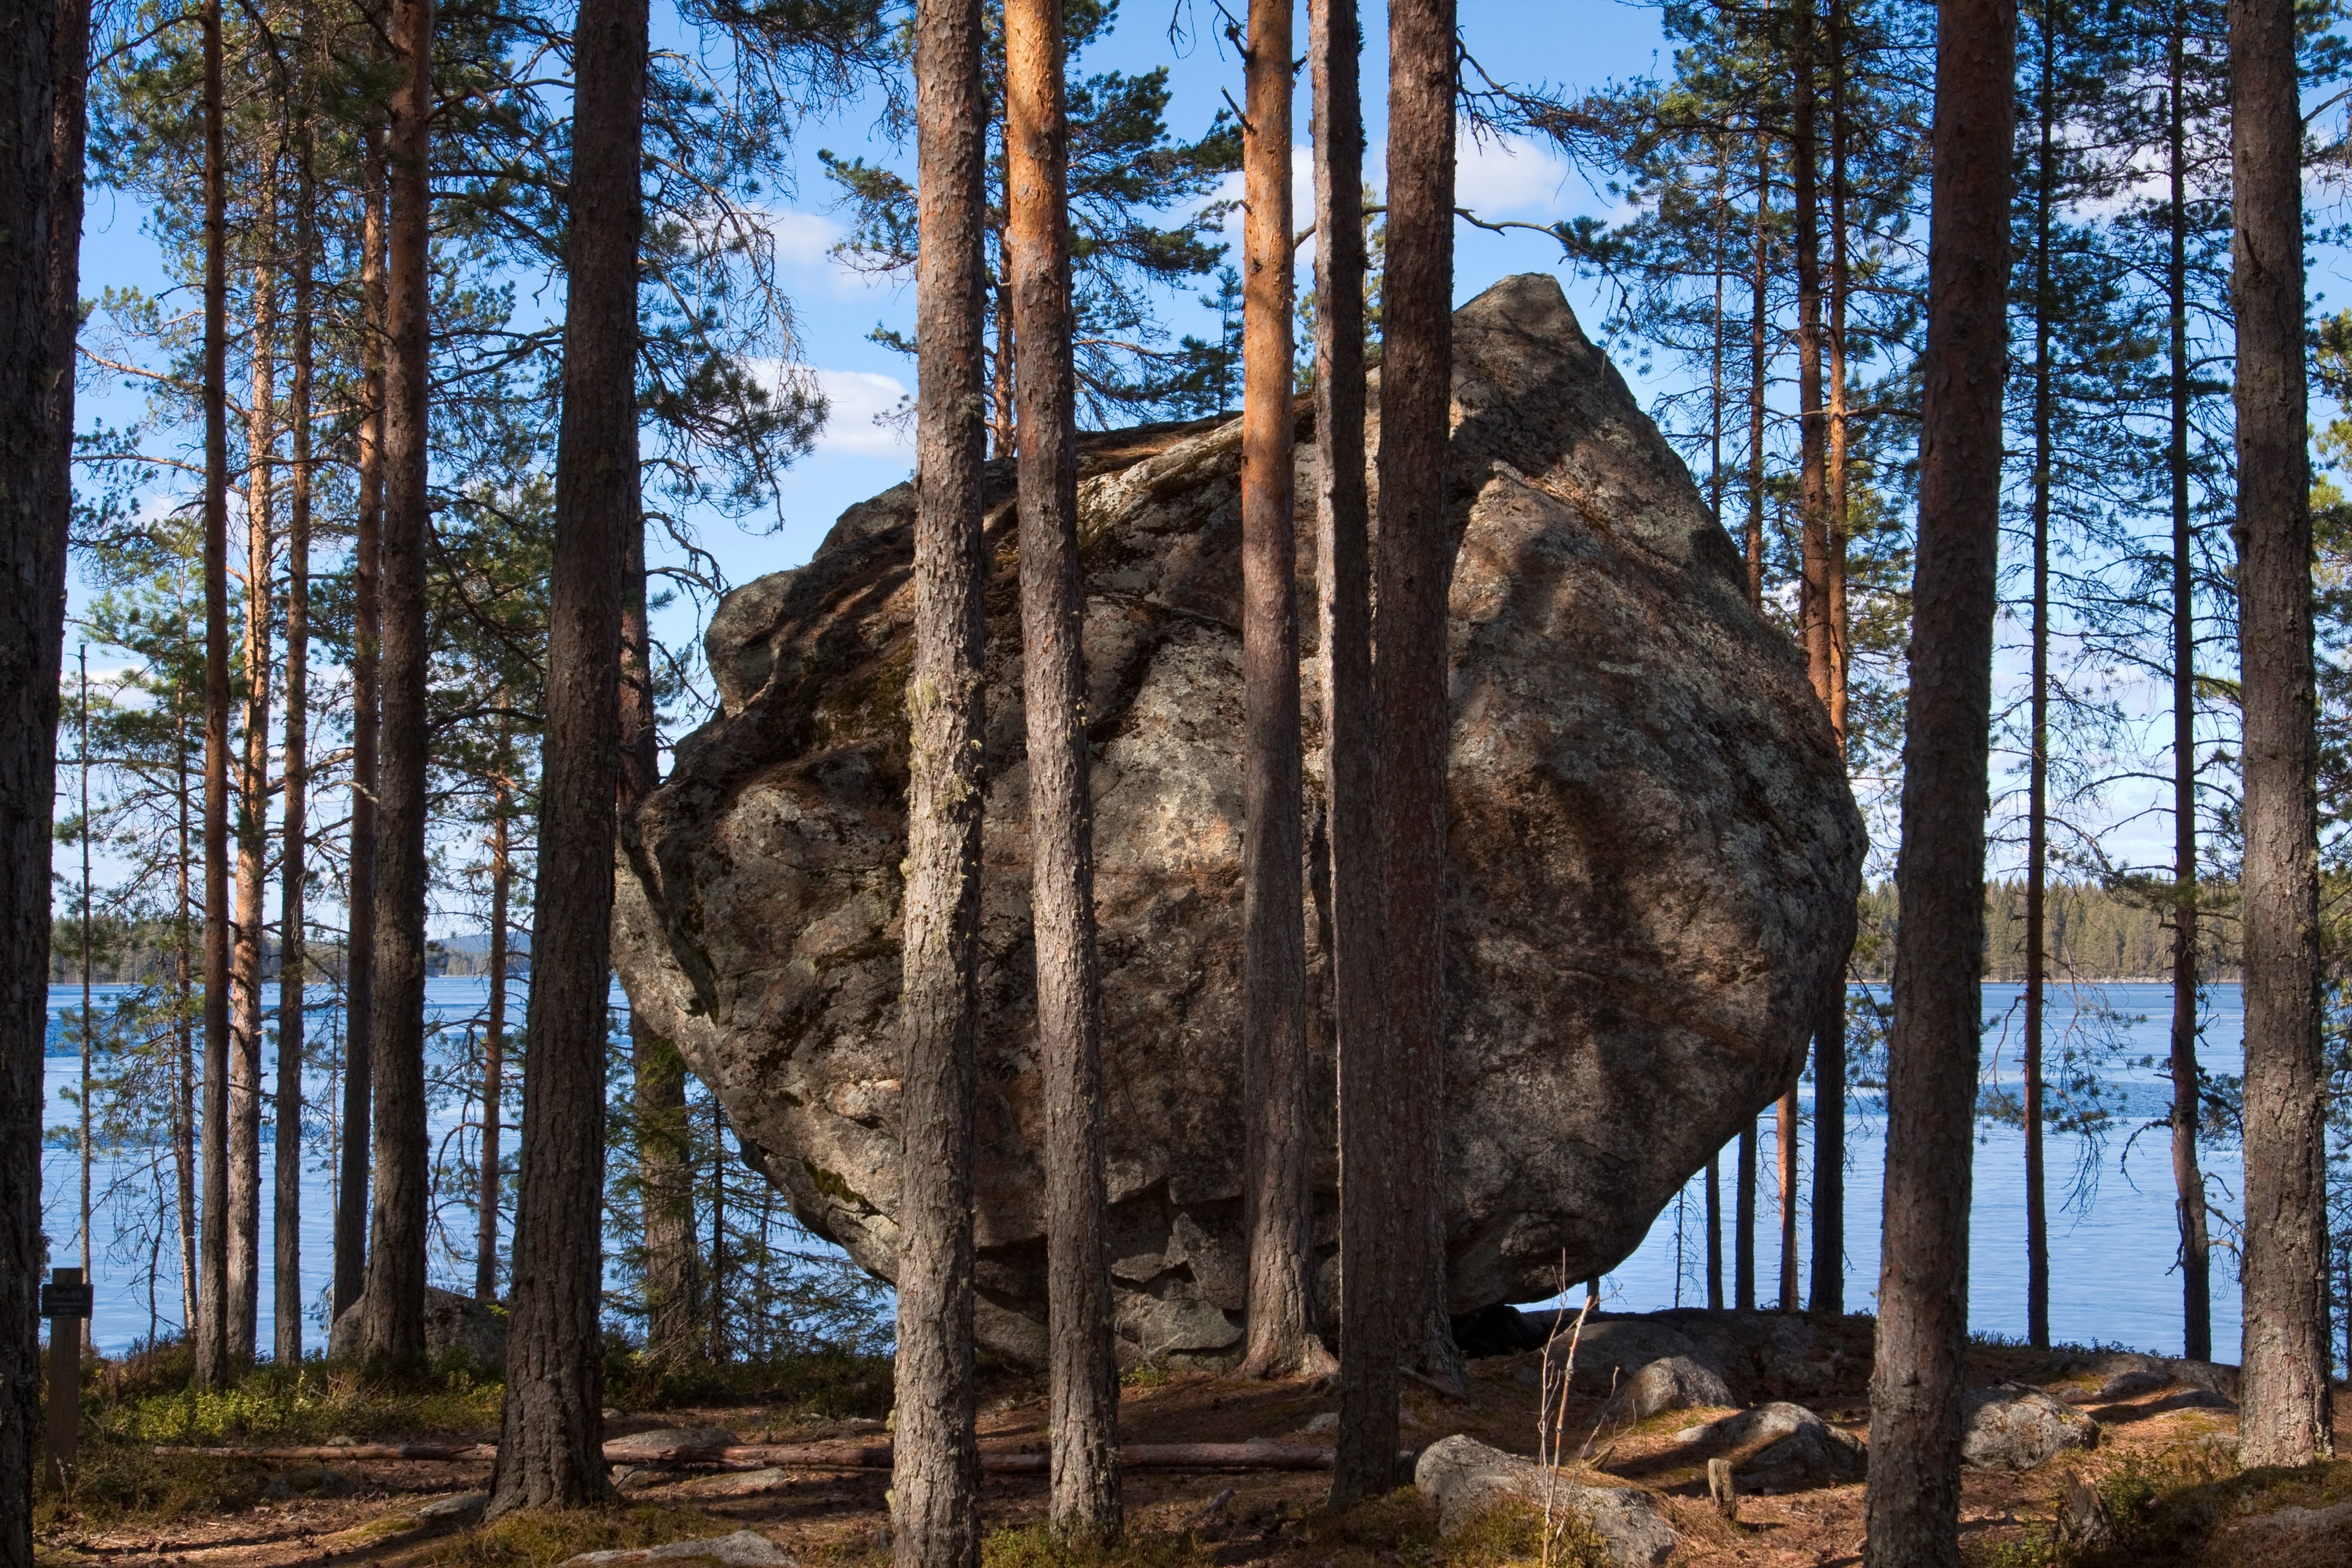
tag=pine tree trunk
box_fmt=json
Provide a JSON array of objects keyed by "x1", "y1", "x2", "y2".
[
  {"x1": 195, "y1": 0, "x2": 234, "y2": 1390},
  {"x1": 618, "y1": 501, "x2": 696, "y2": 1356},
  {"x1": 895, "y1": 4, "x2": 987, "y2": 1560},
  {"x1": 1005, "y1": 0, "x2": 1121, "y2": 1538},
  {"x1": 335, "y1": 132, "x2": 385, "y2": 1326},
  {"x1": 1862, "y1": 1, "x2": 2014, "y2": 1560},
  {"x1": 358, "y1": 0, "x2": 434, "y2": 1368},
  {"x1": 476, "y1": 764, "x2": 507, "y2": 1304},
  {"x1": 1379, "y1": 0, "x2": 1461, "y2": 1387},
  {"x1": 1736, "y1": 1122, "x2": 1756, "y2": 1310},
  {"x1": 2230, "y1": 0, "x2": 2333, "y2": 1468},
  {"x1": 1313, "y1": 0, "x2": 1398, "y2": 1508},
  {"x1": 275, "y1": 135, "x2": 313, "y2": 1366},
  {"x1": 1809, "y1": 0, "x2": 1852, "y2": 1322},
  {"x1": 1746, "y1": 132, "x2": 1769, "y2": 610},
  {"x1": 1706, "y1": 1153, "x2": 1724, "y2": 1309},
  {"x1": 230, "y1": 227, "x2": 279, "y2": 1366},
  {"x1": 2022, "y1": 4, "x2": 2054, "y2": 1354},
  {"x1": 484, "y1": 0, "x2": 646, "y2": 1511},
  {"x1": 1235, "y1": 0, "x2": 1326, "y2": 1386},
  {"x1": 2163, "y1": 22, "x2": 2211, "y2": 1366},
  {"x1": 176, "y1": 705, "x2": 198, "y2": 1336},
  {"x1": 1, "y1": 0, "x2": 62, "y2": 1543}
]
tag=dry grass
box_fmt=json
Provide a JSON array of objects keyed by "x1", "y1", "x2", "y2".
[{"x1": 412, "y1": 1505, "x2": 736, "y2": 1568}]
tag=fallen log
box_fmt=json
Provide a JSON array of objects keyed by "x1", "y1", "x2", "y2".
[{"x1": 151, "y1": 1437, "x2": 1349, "y2": 1472}]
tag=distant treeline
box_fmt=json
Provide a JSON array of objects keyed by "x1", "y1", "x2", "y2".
[
  {"x1": 46, "y1": 915, "x2": 523, "y2": 986},
  {"x1": 1853, "y1": 880, "x2": 2241, "y2": 983}
]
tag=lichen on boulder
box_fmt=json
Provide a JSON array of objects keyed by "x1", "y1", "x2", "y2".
[{"x1": 613, "y1": 273, "x2": 1865, "y2": 1366}]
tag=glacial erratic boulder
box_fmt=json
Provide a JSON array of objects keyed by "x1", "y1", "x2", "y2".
[
  {"x1": 1960, "y1": 1389, "x2": 2099, "y2": 1471},
  {"x1": 1414, "y1": 1435, "x2": 1677, "y2": 1567},
  {"x1": 612, "y1": 273, "x2": 1866, "y2": 1366}
]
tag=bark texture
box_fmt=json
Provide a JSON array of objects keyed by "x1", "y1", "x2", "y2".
[
  {"x1": 195, "y1": 0, "x2": 232, "y2": 1390},
  {"x1": 1312, "y1": 0, "x2": 1398, "y2": 1507},
  {"x1": 1235, "y1": 0, "x2": 1325, "y2": 1386},
  {"x1": 482, "y1": 0, "x2": 644, "y2": 1513},
  {"x1": 275, "y1": 148, "x2": 313, "y2": 1366},
  {"x1": 1380, "y1": 0, "x2": 1462, "y2": 1387},
  {"x1": 476, "y1": 781, "x2": 507, "y2": 1304},
  {"x1": 2230, "y1": 0, "x2": 2333, "y2": 1469},
  {"x1": 0, "y1": 0, "x2": 57, "y2": 1546},
  {"x1": 358, "y1": 0, "x2": 433, "y2": 1369},
  {"x1": 1863, "y1": 1, "x2": 2014, "y2": 1563},
  {"x1": 894, "y1": 1, "x2": 987, "y2": 1562},
  {"x1": 335, "y1": 137, "x2": 385, "y2": 1323},
  {"x1": 1006, "y1": 0, "x2": 1121, "y2": 1540}
]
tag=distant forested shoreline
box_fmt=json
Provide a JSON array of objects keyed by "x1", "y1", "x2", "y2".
[{"x1": 1852, "y1": 880, "x2": 2241, "y2": 984}]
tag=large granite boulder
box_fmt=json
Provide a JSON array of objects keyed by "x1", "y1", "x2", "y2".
[{"x1": 613, "y1": 273, "x2": 1865, "y2": 1366}]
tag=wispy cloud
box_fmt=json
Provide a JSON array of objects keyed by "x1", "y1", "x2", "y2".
[{"x1": 810, "y1": 368, "x2": 914, "y2": 457}]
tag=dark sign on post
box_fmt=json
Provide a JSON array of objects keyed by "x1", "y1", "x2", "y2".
[{"x1": 44, "y1": 1266, "x2": 83, "y2": 1485}]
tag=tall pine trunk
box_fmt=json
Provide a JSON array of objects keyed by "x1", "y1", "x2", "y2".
[
  {"x1": 2163, "y1": 19, "x2": 2211, "y2": 1366},
  {"x1": 1379, "y1": 0, "x2": 1459, "y2": 1385},
  {"x1": 176, "y1": 696, "x2": 198, "y2": 1336},
  {"x1": 1, "y1": 0, "x2": 62, "y2": 1541},
  {"x1": 56, "y1": 0, "x2": 91, "y2": 1359},
  {"x1": 2231, "y1": 0, "x2": 2333, "y2": 1467},
  {"x1": 230, "y1": 222, "x2": 279, "y2": 1366},
  {"x1": 1314, "y1": 0, "x2": 1398, "y2": 1508},
  {"x1": 1237, "y1": 0, "x2": 1327, "y2": 1384},
  {"x1": 483, "y1": 0, "x2": 646, "y2": 1510},
  {"x1": 1863, "y1": 0, "x2": 2013, "y2": 1560},
  {"x1": 894, "y1": 3, "x2": 988, "y2": 1560},
  {"x1": 1809, "y1": 0, "x2": 1851, "y2": 1321},
  {"x1": 618, "y1": 438, "x2": 696, "y2": 1356},
  {"x1": 1746, "y1": 130, "x2": 1769, "y2": 609},
  {"x1": 2022, "y1": 0, "x2": 2054, "y2": 1353},
  {"x1": 335, "y1": 132, "x2": 385, "y2": 1325},
  {"x1": 275, "y1": 128, "x2": 314, "y2": 1366},
  {"x1": 889, "y1": 3, "x2": 983, "y2": 1568},
  {"x1": 476, "y1": 747, "x2": 509, "y2": 1304},
  {"x1": 195, "y1": 0, "x2": 233, "y2": 1390},
  {"x1": 1006, "y1": 1, "x2": 1120, "y2": 1532},
  {"x1": 358, "y1": 0, "x2": 434, "y2": 1368},
  {"x1": 1736, "y1": 1121, "x2": 1756, "y2": 1309}
]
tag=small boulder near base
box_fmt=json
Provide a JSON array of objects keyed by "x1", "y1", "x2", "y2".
[
  {"x1": 603, "y1": 1427, "x2": 740, "y2": 1463},
  {"x1": 326, "y1": 1286, "x2": 507, "y2": 1371},
  {"x1": 563, "y1": 1532, "x2": 793, "y2": 1568},
  {"x1": 1414, "y1": 1434, "x2": 1676, "y2": 1568},
  {"x1": 1673, "y1": 1402, "x2": 1866, "y2": 1491},
  {"x1": 1599, "y1": 1356, "x2": 1736, "y2": 1424},
  {"x1": 1962, "y1": 1389, "x2": 2098, "y2": 1471}
]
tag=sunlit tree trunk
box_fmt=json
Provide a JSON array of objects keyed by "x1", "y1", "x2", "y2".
[
  {"x1": 358, "y1": 0, "x2": 435, "y2": 1368},
  {"x1": 274, "y1": 125, "x2": 315, "y2": 1365},
  {"x1": 2021, "y1": 0, "x2": 2054, "y2": 1354},
  {"x1": 894, "y1": 2, "x2": 987, "y2": 1561},
  {"x1": 475, "y1": 747, "x2": 509, "y2": 1305},
  {"x1": 1863, "y1": 1, "x2": 2014, "y2": 1560},
  {"x1": 2231, "y1": 0, "x2": 2333, "y2": 1467}
]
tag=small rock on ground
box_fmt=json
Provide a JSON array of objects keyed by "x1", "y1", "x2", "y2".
[
  {"x1": 1601, "y1": 1356, "x2": 1735, "y2": 1424},
  {"x1": 1672, "y1": 1402, "x2": 1866, "y2": 1490},
  {"x1": 2229, "y1": 1499, "x2": 2352, "y2": 1562},
  {"x1": 1962, "y1": 1389, "x2": 2098, "y2": 1471},
  {"x1": 563, "y1": 1530, "x2": 792, "y2": 1568},
  {"x1": 684, "y1": 1468, "x2": 793, "y2": 1498},
  {"x1": 1414, "y1": 1433, "x2": 1675, "y2": 1568},
  {"x1": 417, "y1": 1492, "x2": 487, "y2": 1523},
  {"x1": 604, "y1": 1426, "x2": 740, "y2": 1455}
]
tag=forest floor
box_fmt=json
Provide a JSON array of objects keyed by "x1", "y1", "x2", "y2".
[{"x1": 29, "y1": 1325, "x2": 2352, "y2": 1568}]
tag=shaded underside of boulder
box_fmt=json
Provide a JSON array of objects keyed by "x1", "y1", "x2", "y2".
[{"x1": 613, "y1": 273, "x2": 1866, "y2": 1366}]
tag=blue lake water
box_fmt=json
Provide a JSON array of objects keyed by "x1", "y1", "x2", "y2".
[{"x1": 45, "y1": 978, "x2": 2251, "y2": 1362}]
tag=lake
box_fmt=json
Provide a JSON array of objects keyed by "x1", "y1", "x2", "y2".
[{"x1": 42, "y1": 978, "x2": 2247, "y2": 1362}]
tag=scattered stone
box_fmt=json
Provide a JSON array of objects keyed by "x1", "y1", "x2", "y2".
[
  {"x1": 2170, "y1": 1360, "x2": 2240, "y2": 1402},
  {"x1": 612, "y1": 275, "x2": 1865, "y2": 1366},
  {"x1": 2093, "y1": 1368, "x2": 2169, "y2": 1402},
  {"x1": 326, "y1": 1285, "x2": 507, "y2": 1370},
  {"x1": 1413, "y1": 1434, "x2": 1676, "y2": 1568},
  {"x1": 2230, "y1": 1499, "x2": 2352, "y2": 1556},
  {"x1": 1672, "y1": 1402, "x2": 1866, "y2": 1491},
  {"x1": 1300, "y1": 1412, "x2": 1339, "y2": 1436},
  {"x1": 1558, "y1": 1320, "x2": 1727, "y2": 1398},
  {"x1": 604, "y1": 1426, "x2": 740, "y2": 1459},
  {"x1": 1599, "y1": 1356, "x2": 1736, "y2": 1424},
  {"x1": 1961, "y1": 1389, "x2": 2098, "y2": 1471},
  {"x1": 562, "y1": 1530, "x2": 793, "y2": 1568},
  {"x1": 686, "y1": 1469, "x2": 791, "y2": 1499},
  {"x1": 417, "y1": 1492, "x2": 487, "y2": 1523}
]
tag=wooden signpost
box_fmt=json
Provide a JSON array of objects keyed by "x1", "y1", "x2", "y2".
[{"x1": 42, "y1": 1265, "x2": 90, "y2": 1485}]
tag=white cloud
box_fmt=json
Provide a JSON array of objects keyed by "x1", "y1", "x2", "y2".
[
  {"x1": 810, "y1": 368, "x2": 914, "y2": 457},
  {"x1": 769, "y1": 208, "x2": 846, "y2": 267},
  {"x1": 1454, "y1": 126, "x2": 1574, "y2": 218}
]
